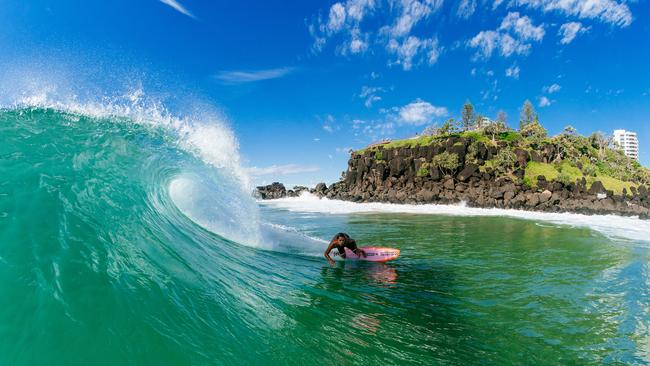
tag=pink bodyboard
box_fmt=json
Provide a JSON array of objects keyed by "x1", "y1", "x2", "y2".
[{"x1": 330, "y1": 246, "x2": 400, "y2": 262}]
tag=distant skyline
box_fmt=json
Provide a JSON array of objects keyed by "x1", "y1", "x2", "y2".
[{"x1": 1, "y1": 0, "x2": 649, "y2": 186}]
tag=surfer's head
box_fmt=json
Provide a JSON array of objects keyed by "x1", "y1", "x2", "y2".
[{"x1": 333, "y1": 232, "x2": 349, "y2": 245}]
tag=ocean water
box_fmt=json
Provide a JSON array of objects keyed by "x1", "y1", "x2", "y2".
[{"x1": 1, "y1": 106, "x2": 649, "y2": 365}]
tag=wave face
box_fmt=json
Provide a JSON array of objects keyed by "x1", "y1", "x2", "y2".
[{"x1": 0, "y1": 106, "x2": 282, "y2": 364}]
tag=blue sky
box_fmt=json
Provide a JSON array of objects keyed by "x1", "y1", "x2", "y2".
[{"x1": 1, "y1": 0, "x2": 649, "y2": 186}]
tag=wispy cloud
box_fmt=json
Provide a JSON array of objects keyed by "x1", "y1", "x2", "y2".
[
  {"x1": 514, "y1": 0, "x2": 632, "y2": 28},
  {"x1": 538, "y1": 96, "x2": 552, "y2": 107},
  {"x1": 246, "y1": 164, "x2": 320, "y2": 176},
  {"x1": 358, "y1": 86, "x2": 386, "y2": 108},
  {"x1": 214, "y1": 67, "x2": 295, "y2": 84},
  {"x1": 159, "y1": 0, "x2": 196, "y2": 19},
  {"x1": 309, "y1": 0, "x2": 443, "y2": 70},
  {"x1": 505, "y1": 64, "x2": 520, "y2": 79},
  {"x1": 543, "y1": 83, "x2": 561, "y2": 94},
  {"x1": 558, "y1": 22, "x2": 590, "y2": 44}
]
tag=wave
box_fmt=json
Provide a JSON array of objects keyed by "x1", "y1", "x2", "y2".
[
  {"x1": 260, "y1": 193, "x2": 650, "y2": 244},
  {"x1": 1, "y1": 88, "x2": 266, "y2": 248}
]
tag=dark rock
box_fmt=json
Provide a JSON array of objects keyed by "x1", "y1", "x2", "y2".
[
  {"x1": 457, "y1": 163, "x2": 479, "y2": 182},
  {"x1": 256, "y1": 182, "x2": 287, "y2": 199},
  {"x1": 443, "y1": 179, "x2": 455, "y2": 190},
  {"x1": 588, "y1": 181, "x2": 606, "y2": 196}
]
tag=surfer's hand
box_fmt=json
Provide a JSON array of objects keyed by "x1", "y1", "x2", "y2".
[{"x1": 328, "y1": 258, "x2": 336, "y2": 266}]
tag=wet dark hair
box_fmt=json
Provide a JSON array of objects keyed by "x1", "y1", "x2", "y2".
[{"x1": 334, "y1": 233, "x2": 350, "y2": 240}]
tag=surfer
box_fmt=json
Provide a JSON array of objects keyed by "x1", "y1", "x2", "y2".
[{"x1": 324, "y1": 233, "x2": 366, "y2": 265}]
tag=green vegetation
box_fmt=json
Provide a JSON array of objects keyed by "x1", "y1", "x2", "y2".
[
  {"x1": 355, "y1": 100, "x2": 648, "y2": 193},
  {"x1": 590, "y1": 174, "x2": 636, "y2": 195},
  {"x1": 492, "y1": 150, "x2": 517, "y2": 175},
  {"x1": 431, "y1": 152, "x2": 460, "y2": 175},
  {"x1": 525, "y1": 162, "x2": 560, "y2": 183}
]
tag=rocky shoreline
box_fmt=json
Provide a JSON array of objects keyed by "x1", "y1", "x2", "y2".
[{"x1": 256, "y1": 136, "x2": 650, "y2": 219}]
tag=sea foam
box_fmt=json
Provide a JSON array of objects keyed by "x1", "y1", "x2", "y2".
[{"x1": 260, "y1": 193, "x2": 650, "y2": 244}]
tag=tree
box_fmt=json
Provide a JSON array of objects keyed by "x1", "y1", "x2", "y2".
[
  {"x1": 519, "y1": 100, "x2": 538, "y2": 130},
  {"x1": 563, "y1": 125, "x2": 577, "y2": 136},
  {"x1": 431, "y1": 152, "x2": 460, "y2": 176},
  {"x1": 422, "y1": 124, "x2": 437, "y2": 136},
  {"x1": 475, "y1": 114, "x2": 485, "y2": 130},
  {"x1": 493, "y1": 149, "x2": 517, "y2": 175},
  {"x1": 589, "y1": 131, "x2": 611, "y2": 160},
  {"x1": 484, "y1": 120, "x2": 507, "y2": 144},
  {"x1": 496, "y1": 110, "x2": 507, "y2": 125},
  {"x1": 461, "y1": 101, "x2": 475, "y2": 131}
]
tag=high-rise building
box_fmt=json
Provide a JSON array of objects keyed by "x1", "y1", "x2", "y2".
[{"x1": 613, "y1": 129, "x2": 639, "y2": 160}]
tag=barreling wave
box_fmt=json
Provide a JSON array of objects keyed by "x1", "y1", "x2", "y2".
[{"x1": 0, "y1": 100, "x2": 315, "y2": 364}]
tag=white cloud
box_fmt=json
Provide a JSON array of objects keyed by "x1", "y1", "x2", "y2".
[
  {"x1": 469, "y1": 12, "x2": 543, "y2": 59},
  {"x1": 215, "y1": 67, "x2": 294, "y2": 84},
  {"x1": 246, "y1": 164, "x2": 320, "y2": 177},
  {"x1": 159, "y1": 0, "x2": 195, "y2": 19},
  {"x1": 493, "y1": 0, "x2": 506, "y2": 9},
  {"x1": 322, "y1": 114, "x2": 337, "y2": 133},
  {"x1": 514, "y1": 0, "x2": 632, "y2": 27},
  {"x1": 386, "y1": 0, "x2": 443, "y2": 37},
  {"x1": 314, "y1": 0, "x2": 376, "y2": 54},
  {"x1": 395, "y1": 99, "x2": 448, "y2": 125},
  {"x1": 359, "y1": 86, "x2": 386, "y2": 107},
  {"x1": 457, "y1": 0, "x2": 477, "y2": 19},
  {"x1": 543, "y1": 83, "x2": 561, "y2": 93},
  {"x1": 388, "y1": 36, "x2": 440, "y2": 70},
  {"x1": 505, "y1": 64, "x2": 520, "y2": 79},
  {"x1": 499, "y1": 12, "x2": 545, "y2": 41},
  {"x1": 558, "y1": 22, "x2": 590, "y2": 44},
  {"x1": 327, "y1": 3, "x2": 347, "y2": 32},
  {"x1": 310, "y1": 0, "x2": 442, "y2": 70},
  {"x1": 538, "y1": 96, "x2": 552, "y2": 107}
]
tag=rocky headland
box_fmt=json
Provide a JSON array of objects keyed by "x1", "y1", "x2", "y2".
[{"x1": 257, "y1": 128, "x2": 650, "y2": 218}]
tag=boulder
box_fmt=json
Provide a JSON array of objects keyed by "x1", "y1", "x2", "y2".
[
  {"x1": 443, "y1": 179, "x2": 455, "y2": 190},
  {"x1": 314, "y1": 182, "x2": 328, "y2": 194},
  {"x1": 514, "y1": 148, "x2": 530, "y2": 168},
  {"x1": 256, "y1": 182, "x2": 287, "y2": 199},
  {"x1": 457, "y1": 163, "x2": 479, "y2": 182},
  {"x1": 588, "y1": 181, "x2": 606, "y2": 196},
  {"x1": 539, "y1": 190, "x2": 552, "y2": 203}
]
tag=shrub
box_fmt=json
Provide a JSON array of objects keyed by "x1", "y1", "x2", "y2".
[
  {"x1": 556, "y1": 172, "x2": 574, "y2": 185},
  {"x1": 431, "y1": 152, "x2": 460, "y2": 175},
  {"x1": 498, "y1": 131, "x2": 522, "y2": 142},
  {"x1": 375, "y1": 150, "x2": 384, "y2": 160},
  {"x1": 466, "y1": 140, "x2": 481, "y2": 163},
  {"x1": 492, "y1": 149, "x2": 517, "y2": 175},
  {"x1": 416, "y1": 167, "x2": 430, "y2": 177},
  {"x1": 581, "y1": 163, "x2": 597, "y2": 177},
  {"x1": 520, "y1": 121, "x2": 548, "y2": 148}
]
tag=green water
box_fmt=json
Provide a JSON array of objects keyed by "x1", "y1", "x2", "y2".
[{"x1": 1, "y1": 108, "x2": 649, "y2": 365}]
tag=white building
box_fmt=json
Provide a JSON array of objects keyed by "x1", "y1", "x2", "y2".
[{"x1": 613, "y1": 129, "x2": 639, "y2": 160}]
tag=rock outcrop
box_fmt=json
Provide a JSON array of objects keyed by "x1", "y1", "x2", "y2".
[
  {"x1": 255, "y1": 183, "x2": 309, "y2": 199},
  {"x1": 256, "y1": 137, "x2": 650, "y2": 218}
]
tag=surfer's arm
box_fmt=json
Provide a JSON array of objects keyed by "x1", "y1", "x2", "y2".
[{"x1": 324, "y1": 242, "x2": 336, "y2": 265}]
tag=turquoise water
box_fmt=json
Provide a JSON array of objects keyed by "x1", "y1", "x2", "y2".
[{"x1": 1, "y1": 108, "x2": 649, "y2": 364}]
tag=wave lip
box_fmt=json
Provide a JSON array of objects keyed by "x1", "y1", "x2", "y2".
[{"x1": 260, "y1": 193, "x2": 650, "y2": 244}]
